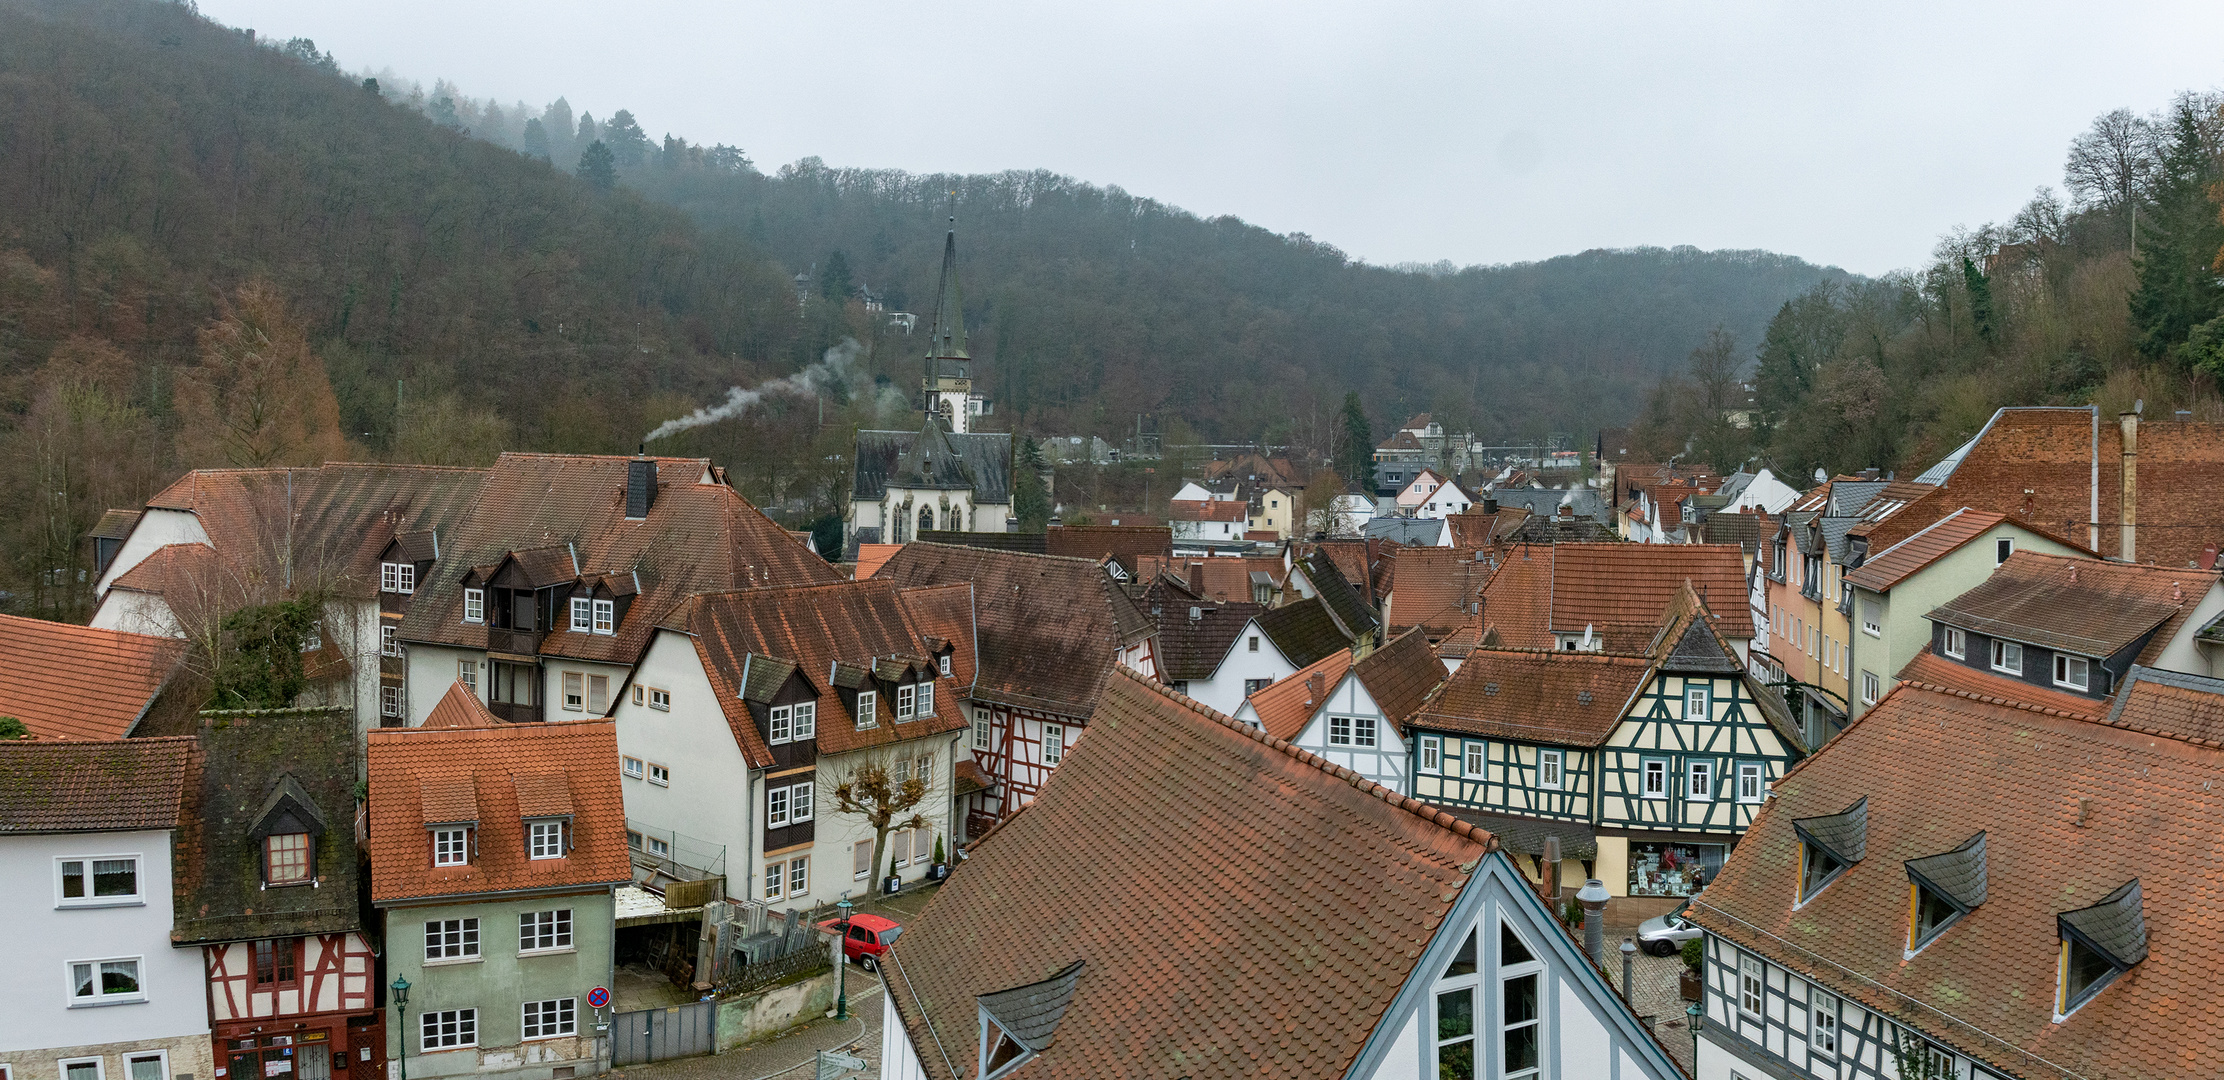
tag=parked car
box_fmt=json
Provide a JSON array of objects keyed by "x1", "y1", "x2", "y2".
[
  {"x1": 1637, "y1": 899, "x2": 1704, "y2": 956},
  {"x1": 817, "y1": 913, "x2": 903, "y2": 971}
]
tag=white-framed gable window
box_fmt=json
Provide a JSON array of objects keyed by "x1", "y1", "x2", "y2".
[
  {"x1": 2054, "y1": 654, "x2": 2090, "y2": 691},
  {"x1": 939, "y1": 654, "x2": 953, "y2": 677},
  {"x1": 528, "y1": 820, "x2": 565, "y2": 859},
  {"x1": 1943, "y1": 625, "x2": 1967, "y2": 660},
  {"x1": 1351, "y1": 716, "x2": 1378, "y2": 748},
  {"x1": 854, "y1": 689, "x2": 878, "y2": 729},
  {"x1": 57, "y1": 856, "x2": 140, "y2": 907},
  {"x1": 1687, "y1": 759, "x2": 1714, "y2": 802},
  {"x1": 1328, "y1": 716, "x2": 1352, "y2": 745},
  {"x1": 592, "y1": 599, "x2": 615, "y2": 634},
  {"x1": 1042, "y1": 723, "x2": 1064, "y2": 766},
  {"x1": 381, "y1": 562, "x2": 414, "y2": 594},
  {"x1": 895, "y1": 683, "x2": 916, "y2": 722},
  {"x1": 463, "y1": 588, "x2": 484, "y2": 623},
  {"x1": 916, "y1": 681, "x2": 934, "y2": 716},
  {"x1": 792, "y1": 701, "x2": 816, "y2": 740},
  {"x1": 1539, "y1": 749, "x2": 1563, "y2": 790},
  {"x1": 1736, "y1": 761, "x2": 1765, "y2": 803},
  {"x1": 1641, "y1": 758, "x2": 1668, "y2": 799},
  {"x1": 570, "y1": 597, "x2": 592, "y2": 633},
  {"x1": 1685, "y1": 683, "x2": 1710, "y2": 720},
  {"x1": 432, "y1": 828, "x2": 468, "y2": 866},
  {"x1": 769, "y1": 704, "x2": 794, "y2": 744},
  {"x1": 1420, "y1": 736, "x2": 1441, "y2": 772}
]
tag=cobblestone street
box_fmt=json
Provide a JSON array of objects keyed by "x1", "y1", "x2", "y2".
[{"x1": 1602, "y1": 912, "x2": 1700, "y2": 1077}]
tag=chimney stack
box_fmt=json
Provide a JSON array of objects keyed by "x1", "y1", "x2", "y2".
[
  {"x1": 2120, "y1": 402, "x2": 2141, "y2": 562},
  {"x1": 1483, "y1": 494, "x2": 1499, "y2": 515},
  {"x1": 627, "y1": 449, "x2": 658, "y2": 520}
]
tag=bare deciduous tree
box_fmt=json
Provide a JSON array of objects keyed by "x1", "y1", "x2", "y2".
[
  {"x1": 2063, "y1": 107, "x2": 2160, "y2": 211},
  {"x1": 831, "y1": 751, "x2": 930, "y2": 887}
]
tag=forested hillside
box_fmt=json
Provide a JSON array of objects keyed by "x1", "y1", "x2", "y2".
[{"x1": 1632, "y1": 93, "x2": 2224, "y2": 478}]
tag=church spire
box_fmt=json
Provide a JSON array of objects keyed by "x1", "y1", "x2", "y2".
[{"x1": 927, "y1": 216, "x2": 968, "y2": 362}]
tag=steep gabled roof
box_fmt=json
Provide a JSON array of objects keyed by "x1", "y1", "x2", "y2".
[
  {"x1": 853, "y1": 429, "x2": 1013, "y2": 504},
  {"x1": 900, "y1": 582, "x2": 979, "y2": 693},
  {"x1": 1412, "y1": 648, "x2": 1653, "y2": 746},
  {"x1": 2102, "y1": 666, "x2": 2224, "y2": 746},
  {"x1": 1385, "y1": 546, "x2": 1489, "y2": 637},
  {"x1": 1351, "y1": 628, "x2": 1447, "y2": 735},
  {"x1": 173, "y1": 708, "x2": 362, "y2": 944},
  {"x1": 1246, "y1": 649, "x2": 1354, "y2": 741},
  {"x1": 1300, "y1": 548, "x2": 1379, "y2": 640},
  {"x1": 0, "y1": 613, "x2": 186, "y2": 740},
  {"x1": 873, "y1": 543, "x2": 1152, "y2": 718},
  {"x1": 882, "y1": 670, "x2": 1494, "y2": 1080},
  {"x1": 0, "y1": 737, "x2": 197, "y2": 833},
  {"x1": 367, "y1": 720, "x2": 630, "y2": 904},
  {"x1": 1253, "y1": 596, "x2": 1351, "y2": 669},
  {"x1": 1482, "y1": 542, "x2": 1752, "y2": 651},
  {"x1": 1152, "y1": 601, "x2": 1264, "y2": 682},
  {"x1": 1925, "y1": 551, "x2": 2209, "y2": 661},
  {"x1": 1692, "y1": 681, "x2": 2224, "y2": 1080},
  {"x1": 1843, "y1": 509, "x2": 2014, "y2": 593}
]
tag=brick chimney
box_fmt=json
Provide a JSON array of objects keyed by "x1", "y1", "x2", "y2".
[{"x1": 2120, "y1": 402, "x2": 2141, "y2": 562}]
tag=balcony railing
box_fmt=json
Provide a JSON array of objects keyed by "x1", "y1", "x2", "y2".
[{"x1": 486, "y1": 626, "x2": 545, "y2": 656}]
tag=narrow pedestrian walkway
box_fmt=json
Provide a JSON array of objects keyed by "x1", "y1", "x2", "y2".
[{"x1": 606, "y1": 963, "x2": 883, "y2": 1080}]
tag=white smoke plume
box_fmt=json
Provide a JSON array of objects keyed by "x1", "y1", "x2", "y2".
[{"x1": 643, "y1": 339, "x2": 882, "y2": 444}]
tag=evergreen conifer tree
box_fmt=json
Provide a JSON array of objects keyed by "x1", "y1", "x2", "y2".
[
  {"x1": 521, "y1": 118, "x2": 550, "y2": 160},
  {"x1": 2129, "y1": 101, "x2": 2224, "y2": 365},
  {"x1": 1338, "y1": 392, "x2": 1371, "y2": 487},
  {"x1": 576, "y1": 141, "x2": 616, "y2": 193}
]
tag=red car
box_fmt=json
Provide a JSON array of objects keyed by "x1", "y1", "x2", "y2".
[{"x1": 817, "y1": 913, "x2": 903, "y2": 971}]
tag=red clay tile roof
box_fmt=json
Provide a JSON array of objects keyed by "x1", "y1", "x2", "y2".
[
  {"x1": 1153, "y1": 601, "x2": 1265, "y2": 682},
  {"x1": 1351, "y1": 628, "x2": 1448, "y2": 735},
  {"x1": 1896, "y1": 647, "x2": 2106, "y2": 720},
  {"x1": 422, "y1": 681, "x2": 502, "y2": 728},
  {"x1": 882, "y1": 669, "x2": 1494, "y2": 1080},
  {"x1": 1167, "y1": 498, "x2": 1247, "y2": 523},
  {"x1": 367, "y1": 719, "x2": 630, "y2": 903},
  {"x1": 0, "y1": 613, "x2": 186, "y2": 740},
  {"x1": 1135, "y1": 556, "x2": 1287, "y2": 605},
  {"x1": 1385, "y1": 546, "x2": 1490, "y2": 637},
  {"x1": 662, "y1": 579, "x2": 969, "y2": 760},
  {"x1": 1482, "y1": 542, "x2": 1752, "y2": 651},
  {"x1": 1044, "y1": 525, "x2": 1173, "y2": 564},
  {"x1": 1446, "y1": 506, "x2": 1530, "y2": 548},
  {"x1": 1692, "y1": 681, "x2": 2224, "y2": 1080},
  {"x1": 1843, "y1": 509, "x2": 2013, "y2": 593},
  {"x1": 1926, "y1": 551, "x2": 2210, "y2": 662},
  {"x1": 0, "y1": 737, "x2": 197, "y2": 832},
  {"x1": 854, "y1": 544, "x2": 903, "y2": 579},
  {"x1": 400, "y1": 453, "x2": 839, "y2": 665},
  {"x1": 1414, "y1": 648, "x2": 1654, "y2": 745},
  {"x1": 898, "y1": 582, "x2": 979, "y2": 693},
  {"x1": 873, "y1": 543, "x2": 1152, "y2": 718},
  {"x1": 106, "y1": 542, "x2": 233, "y2": 605},
  {"x1": 1246, "y1": 649, "x2": 1352, "y2": 741}
]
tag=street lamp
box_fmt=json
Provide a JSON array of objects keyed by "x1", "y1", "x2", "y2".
[
  {"x1": 1687, "y1": 1001, "x2": 1704, "y2": 1068},
  {"x1": 833, "y1": 894, "x2": 853, "y2": 1021},
  {"x1": 390, "y1": 976, "x2": 411, "y2": 1080}
]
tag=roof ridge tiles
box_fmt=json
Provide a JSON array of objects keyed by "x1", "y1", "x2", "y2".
[
  {"x1": 1897, "y1": 679, "x2": 2098, "y2": 722},
  {"x1": 906, "y1": 539, "x2": 1107, "y2": 567},
  {"x1": 1114, "y1": 668, "x2": 1499, "y2": 851}
]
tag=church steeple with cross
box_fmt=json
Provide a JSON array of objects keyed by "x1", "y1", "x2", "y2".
[{"x1": 923, "y1": 216, "x2": 973, "y2": 434}]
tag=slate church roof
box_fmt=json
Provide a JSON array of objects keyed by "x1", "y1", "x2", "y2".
[{"x1": 853, "y1": 424, "x2": 1013, "y2": 504}]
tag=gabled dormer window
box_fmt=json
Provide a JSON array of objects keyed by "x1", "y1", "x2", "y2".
[
  {"x1": 570, "y1": 597, "x2": 592, "y2": 633},
  {"x1": 381, "y1": 562, "x2": 415, "y2": 594},
  {"x1": 265, "y1": 833, "x2": 312, "y2": 885},
  {"x1": 976, "y1": 961, "x2": 1083, "y2": 1080},
  {"x1": 854, "y1": 689, "x2": 878, "y2": 730},
  {"x1": 463, "y1": 588, "x2": 484, "y2": 623},
  {"x1": 895, "y1": 684, "x2": 916, "y2": 722},
  {"x1": 1904, "y1": 832, "x2": 1986, "y2": 955},
  {"x1": 592, "y1": 599, "x2": 615, "y2": 634},
  {"x1": 939, "y1": 654, "x2": 953, "y2": 677},
  {"x1": 433, "y1": 828, "x2": 469, "y2": 867},
  {"x1": 2056, "y1": 879, "x2": 2145, "y2": 1019},
  {"x1": 527, "y1": 820, "x2": 568, "y2": 860},
  {"x1": 1792, "y1": 798, "x2": 1867, "y2": 907}
]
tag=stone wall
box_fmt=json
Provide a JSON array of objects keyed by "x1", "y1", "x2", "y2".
[{"x1": 714, "y1": 970, "x2": 838, "y2": 1051}]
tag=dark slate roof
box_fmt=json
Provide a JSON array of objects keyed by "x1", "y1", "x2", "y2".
[
  {"x1": 1255, "y1": 596, "x2": 1351, "y2": 669},
  {"x1": 1488, "y1": 488, "x2": 1608, "y2": 524},
  {"x1": 740, "y1": 654, "x2": 800, "y2": 705},
  {"x1": 1820, "y1": 515, "x2": 1861, "y2": 562},
  {"x1": 1662, "y1": 616, "x2": 1743, "y2": 674},
  {"x1": 1904, "y1": 832, "x2": 1988, "y2": 911},
  {"x1": 90, "y1": 507, "x2": 142, "y2": 541},
  {"x1": 174, "y1": 709, "x2": 362, "y2": 944},
  {"x1": 1302, "y1": 549, "x2": 1379, "y2": 640},
  {"x1": 1364, "y1": 517, "x2": 1444, "y2": 545},
  {"x1": 2060, "y1": 879, "x2": 2147, "y2": 968},
  {"x1": 1792, "y1": 798, "x2": 1868, "y2": 864},
  {"x1": 1153, "y1": 601, "x2": 1263, "y2": 682},
  {"x1": 1444, "y1": 808, "x2": 1598, "y2": 860},
  {"x1": 1829, "y1": 480, "x2": 1891, "y2": 516},
  {"x1": 977, "y1": 960, "x2": 1086, "y2": 1051},
  {"x1": 0, "y1": 738, "x2": 196, "y2": 833},
  {"x1": 853, "y1": 427, "x2": 1013, "y2": 504},
  {"x1": 919, "y1": 530, "x2": 1047, "y2": 554}
]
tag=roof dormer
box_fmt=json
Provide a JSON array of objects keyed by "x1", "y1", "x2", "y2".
[
  {"x1": 2056, "y1": 879, "x2": 2146, "y2": 1018},
  {"x1": 1791, "y1": 797, "x2": 1866, "y2": 907},
  {"x1": 976, "y1": 960, "x2": 1084, "y2": 1080},
  {"x1": 421, "y1": 776, "x2": 479, "y2": 868},
  {"x1": 251, "y1": 773, "x2": 328, "y2": 888},
  {"x1": 1904, "y1": 832, "x2": 1986, "y2": 955}
]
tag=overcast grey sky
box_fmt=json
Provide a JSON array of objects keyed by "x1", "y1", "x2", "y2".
[{"x1": 198, "y1": 0, "x2": 2223, "y2": 276}]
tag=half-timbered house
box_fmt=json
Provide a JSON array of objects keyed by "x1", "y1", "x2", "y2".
[
  {"x1": 1233, "y1": 628, "x2": 1445, "y2": 794},
  {"x1": 173, "y1": 707, "x2": 381, "y2": 1080},
  {"x1": 878, "y1": 669, "x2": 1684, "y2": 1080},
  {"x1": 612, "y1": 580, "x2": 970, "y2": 911},
  {"x1": 1409, "y1": 584, "x2": 1803, "y2": 898},
  {"x1": 1689, "y1": 667, "x2": 2221, "y2": 1080},
  {"x1": 872, "y1": 542, "x2": 1158, "y2": 838}
]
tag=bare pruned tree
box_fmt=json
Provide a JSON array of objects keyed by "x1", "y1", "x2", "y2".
[
  {"x1": 2063, "y1": 107, "x2": 2160, "y2": 212},
  {"x1": 830, "y1": 750, "x2": 931, "y2": 887}
]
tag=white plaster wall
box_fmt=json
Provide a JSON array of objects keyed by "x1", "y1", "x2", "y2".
[
  {"x1": 89, "y1": 591, "x2": 179, "y2": 637},
  {"x1": 1291, "y1": 675, "x2": 1409, "y2": 793},
  {"x1": 613, "y1": 633, "x2": 755, "y2": 889},
  {"x1": 1729, "y1": 470, "x2": 1803, "y2": 515},
  {"x1": 804, "y1": 737, "x2": 961, "y2": 900},
  {"x1": 1353, "y1": 1006, "x2": 1420, "y2": 1080},
  {"x1": 541, "y1": 657, "x2": 635, "y2": 721},
  {"x1": 404, "y1": 644, "x2": 484, "y2": 726},
  {"x1": 2153, "y1": 580, "x2": 2224, "y2": 677},
  {"x1": 1183, "y1": 619, "x2": 1301, "y2": 716},
  {"x1": 91, "y1": 509, "x2": 208, "y2": 600},
  {"x1": 878, "y1": 993, "x2": 931, "y2": 1080},
  {"x1": 0, "y1": 831, "x2": 209, "y2": 1054}
]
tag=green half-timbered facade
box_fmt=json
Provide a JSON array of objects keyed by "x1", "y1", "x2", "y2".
[{"x1": 1410, "y1": 588, "x2": 1804, "y2": 897}]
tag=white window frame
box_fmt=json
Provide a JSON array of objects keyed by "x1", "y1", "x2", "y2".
[
  {"x1": 458, "y1": 659, "x2": 478, "y2": 694},
  {"x1": 56, "y1": 855, "x2": 141, "y2": 908},
  {"x1": 767, "y1": 786, "x2": 790, "y2": 828},
  {"x1": 122, "y1": 1052, "x2": 167, "y2": 1080},
  {"x1": 917, "y1": 681, "x2": 934, "y2": 716},
  {"x1": 790, "y1": 781, "x2": 814, "y2": 824},
  {"x1": 895, "y1": 683, "x2": 916, "y2": 721},
  {"x1": 1352, "y1": 715, "x2": 1378, "y2": 748},
  {"x1": 1464, "y1": 742, "x2": 1484, "y2": 776},
  {"x1": 763, "y1": 860, "x2": 786, "y2": 901},
  {"x1": 788, "y1": 855, "x2": 809, "y2": 897},
  {"x1": 648, "y1": 688, "x2": 670, "y2": 712},
  {"x1": 1736, "y1": 761, "x2": 1765, "y2": 803},
  {"x1": 1996, "y1": 536, "x2": 2013, "y2": 565},
  {"x1": 854, "y1": 689, "x2": 878, "y2": 729},
  {"x1": 1499, "y1": 919, "x2": 1546, "y2": 1080},
  {"x1": 972, "y1": 709, "x2": 993, "y2": 751},
  {"x1": 432, "y1": 828, "x2": 468, "y2": 867},
  {"x1": 2054, "y1": 654, "x2": 2090, "y2": 691},
  {"x1": 570, "y1": 597, "x2": 592, "y2": 633},
  {"x1": 939, "y1": 654, "x2": 953, "y2": 677},
  {"x1": 562, "y1": 671, "x2": 584, "y2": 712},
  {"x1": 424, "y1": 918, "x2": 480, "y2": 961},
  {"x1": 519, "y1": 909, "x2": 573, "y2": 953},
  {"x1": 58, "y1": 1059, "x2": 104, "y2": 1080},
  {"x1": 521, "y1": 998, "x2": 575, "y2": 1039},
  {"x1": 648, "y1": 763, "x2": 670, "y2": 787},
  {"x1": 1641, "y1": 759, "x2": 1668, "y2": 799},
  {"x1": 1687, "y1": 759, "x2": 1714, "y2": 802},
  {"x1": 1539, "y1": 749, "x2": 1563, "y2": 790},
  {"x1": 1991, "y1": 638, "x2": 2024, "y2": 675},
  {"x1": 1042, "y1": 723, "x2": 1064, "y2": 765},
  {"x1": 1327, "y1": 715, "x2": 1352, "y2": 745},
  {"x1": 380, "y1": 684, "x2": 403, "y2": 718},
  {"x1": 1420, "y1": 736, "x2": 1441, "y2": 772},
  {"x1": 65, "y1": 956, "x2": 145, "y2": 1005},
  {"x1": 769, "y1": 704, "x2": 793, "y2": 744},
  {"x1": 380, "y1": 562, "x2": 400, "y2": 593},
  {"x1": 645, "y1": 836, "x2": 670, "y2": 858},
  {"x1": 1944, "y1": 626, "x2": 1967, "y2": 660},
  {"x1": 1810, "y1": 990, "x2": 1839, "y2": 1055},
  {"x1": 1739, "y1": 953, "x2": 1765, "y2": 1019},
  {"x1": 792, "y1": 701, "x2": 816, "y2": 740},
  {"x1": 420, "y1": 1008, "x2": 478, "y2": 1050},
  {"x1": 381, "y1": 623, "x2": 401, "y2": 657},
  {"x1": 463, "y1": 588, "x2": 484, "y2": 623},
  {"x1": 1861, "y1": 599, "x2": 1882, "y2": 637},
  {"x1": 592, "y1": 599, "x2": 615, "y2": 634},
  {"x1": 528, "y1": 821, "x2": 565, "y2": 860},
  {"x1": 621, "y1": 756, "x2": 644, "y2": 780},
  {"x1": 1685, "y1": 684, "x2": 1710, "y2": 721}
]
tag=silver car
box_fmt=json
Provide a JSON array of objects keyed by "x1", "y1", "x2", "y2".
[{"x1": 1637, "y1": 899, "x2": 1703, "y2": 956}]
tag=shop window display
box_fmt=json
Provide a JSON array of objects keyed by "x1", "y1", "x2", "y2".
[{"x1": 1628, "y1": 841, "x2": 1725, "y2": 897}]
